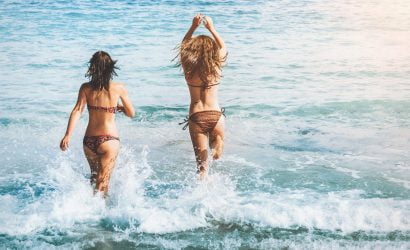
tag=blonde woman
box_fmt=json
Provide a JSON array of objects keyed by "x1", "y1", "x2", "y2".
[{"x1": 177, "y1": 15, "x2": 227, "y2": 179}]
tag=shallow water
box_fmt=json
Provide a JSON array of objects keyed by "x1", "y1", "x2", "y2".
[{"x1": 0, "y1": 0, "x2": 410, "y2": 249}]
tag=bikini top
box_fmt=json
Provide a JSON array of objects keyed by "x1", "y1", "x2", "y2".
[
  {"x1": 187, "y1": 82, "x2": 220, "y2": 89},
  {"x1": 87, "y1": 105, "x2": 118, "y2": 113}
]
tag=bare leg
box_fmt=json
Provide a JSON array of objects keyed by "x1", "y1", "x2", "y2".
[
  {"x1": 83, "y1": 146, "x2": 100, "y2": 187},
  {"x1": 95, "y1": 140, "x2": 120, "y2": 197},
  {"x1": 189, "y1": 122, "x2": 210, "y2": 180},
  {"x1": 210, "y1": 115, "x2": 225, "y2": 160}
]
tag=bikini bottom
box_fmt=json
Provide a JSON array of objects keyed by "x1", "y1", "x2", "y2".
[
  {"x1": 180, "y1": 108, "x2": 225, "y2": 134},
  {"x1": 83, "y1": 135, "x2": 120, "y2": 154}
]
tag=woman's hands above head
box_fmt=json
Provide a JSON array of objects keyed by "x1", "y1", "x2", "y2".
[
  {"x1": 192, "y1": 13, "x2": 202, "y2": 28},
  {"x1": 183, "y1": 14, "x2": 219, "y2": 43},
  {"x1": 203, "y1": 16, "x2": 214, "y2": 31},
  {"x1": 191, "y1": 14, "x2": 214, "y2": 31},
  {"x1": 60, "y1": 135, "x2": 70, "y2": 151}
]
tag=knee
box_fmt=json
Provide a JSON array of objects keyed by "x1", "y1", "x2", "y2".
[
  {"x1": 214, "y1": 135, "x2": 224, "y2": 142},
  {"x1": 102, "y1": 152, "x2": 118, "y2": 162}
]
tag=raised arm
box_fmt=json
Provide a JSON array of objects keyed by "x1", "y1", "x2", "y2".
[
  {"x1": 182, "y1": 14, "x2": 202, "y2": 42},
  {"x1": 60, "y1": 84, "x2": 87, "y2": 151},
  {"x1": 118, "y1": 84, "x2": 135, "y2": 118},
  {"x1": 203, "y1": 16, "x2": 227, "y2": 59}
]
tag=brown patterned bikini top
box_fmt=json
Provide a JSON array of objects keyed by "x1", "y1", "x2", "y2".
[{"x1": 87, "y1": 105, "x2": 118, "y2": 113}]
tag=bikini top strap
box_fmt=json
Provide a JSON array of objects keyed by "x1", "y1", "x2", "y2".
[
  {"x1": 205, "y1": 82, "x2": 220, "y2": 89},
  {"x1": 187, "y1": 82, "x2": 220, "y2": 89},
  {"x1": 186, "y1": 83, "x2": 200, "y2": 88}
]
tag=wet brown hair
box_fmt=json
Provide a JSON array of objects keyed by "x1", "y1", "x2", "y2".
[
  {"x1": 175, "y1": 35, "x2": 226, "y2": 86},
  {"x1": 85, "y1": 51, "x2": 118, "y2": 91}
]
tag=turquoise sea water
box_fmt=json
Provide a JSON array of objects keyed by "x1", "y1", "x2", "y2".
[{"x1": 1, "y1": 0, "x2": 410, "y2": 249}]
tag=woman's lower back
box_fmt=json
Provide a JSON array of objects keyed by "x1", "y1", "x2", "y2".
[
  {"x1": 85, "y1": 113, "x2": 119, "y2": 137},
  {"x1": 189, "y1": 100, "x2": 221, "y2": 115}
]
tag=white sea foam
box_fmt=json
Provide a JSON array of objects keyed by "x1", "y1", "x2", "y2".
[{"x1": 1, "y1": 146, "x2": 408, "y2": 238}]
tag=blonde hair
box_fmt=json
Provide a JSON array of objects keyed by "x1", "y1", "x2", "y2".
[{"x1": 176, "y1": 35, "x2": 226, "y2": 87}]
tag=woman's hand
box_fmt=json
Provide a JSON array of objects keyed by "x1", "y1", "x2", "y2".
[
  {"x1": 192, "y1": 14, "x2": 202, "y2": 28},
  {"x1": 60, "y1": 135, "x2": 70, "y2": 151},
  {"x1": 203, "y1": 16, "x2": 214, "y2": 30},
  {"x1": 117, "y1": 105, "x2": 125, "y2": 113},
  {"x1": 203, "y1": 15, "x2": 226, "y2": 51}
]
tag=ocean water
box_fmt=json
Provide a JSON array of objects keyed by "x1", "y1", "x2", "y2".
[{"x1": 0, "y1": 0, "x2": 410, "y2": 249}]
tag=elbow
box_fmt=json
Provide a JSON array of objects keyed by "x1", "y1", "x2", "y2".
[
  {"x1": 127, "y1": 110, "x2": 135, "y2": 118},
  {"x1": 72, "y1": 104, "x2": 85, "y2": 114},
  {"x1": 71, "y1": 109, "x2": 81, "y2": 116}
]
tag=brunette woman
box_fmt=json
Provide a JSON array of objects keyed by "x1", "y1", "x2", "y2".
[{"x1": 60, "y1": 51, "x2": 135, "y2": 196}]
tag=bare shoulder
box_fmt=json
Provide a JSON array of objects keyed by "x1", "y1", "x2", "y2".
[
  {"x1": 111, "y1": 81, "x2": 125, "y2": 88},
  {"x1": 110, "y1": 82, "x2": 127, "y2": 94},
  {"x1": 79, "y1": 82, "x2": 91, "y2": 94}
]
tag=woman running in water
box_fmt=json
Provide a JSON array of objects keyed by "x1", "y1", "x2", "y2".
[
  {"x1": 177, "y1": 14, "x2": 227, "y2": 179},
  {"x1": 60, "y1": 51, "x2": 135, "y2": 196}
]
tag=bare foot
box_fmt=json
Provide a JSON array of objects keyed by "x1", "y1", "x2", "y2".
[
  {"x1": 198, "y1": 171, "x2": 209, "y2": 181},
  {"x1": 197, "y1": 165, "x2": 209, "y2": 181}
]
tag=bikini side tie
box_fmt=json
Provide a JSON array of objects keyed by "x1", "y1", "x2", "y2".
[
  {"x1": 221, "y1": 107, "x2": 226, "y2": 117},
  {"x1": 179, "y1": 115, "x2": 190, "y2": 130},
  {"x1": 179, "y1": 108, "x2": 226, "y2": 131}
]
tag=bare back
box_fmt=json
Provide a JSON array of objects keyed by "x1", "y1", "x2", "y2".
[
  {"x1": 185, "y1": 73, "x2": 221, "y2": 115},
  {"x1": 83, "y1": 82, "x2": 123, "y2": 137}
]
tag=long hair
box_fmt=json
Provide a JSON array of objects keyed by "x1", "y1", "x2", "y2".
[
  {"x1": 175, "y1": 35, "x2": 226, "y2": 86},
  {"x1": 85, "y1": 51, "x2": 118, "y2": 91}
]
